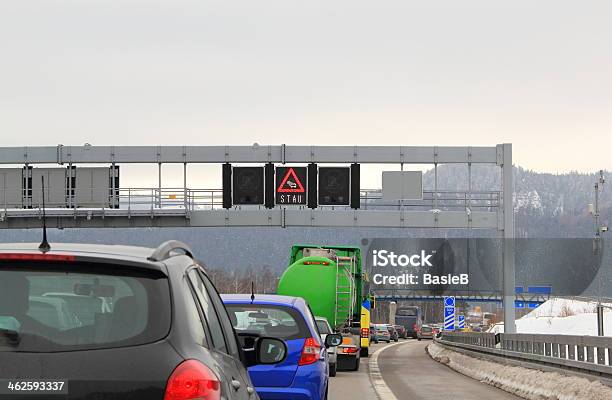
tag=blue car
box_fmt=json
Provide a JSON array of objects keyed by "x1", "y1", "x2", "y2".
[{"x1": 222, "y1": 294, "x2": 339, "y2": 400}]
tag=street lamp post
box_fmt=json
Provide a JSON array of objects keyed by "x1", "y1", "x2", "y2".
[{"x1": 590, "y1": 170, "x2": 607, "y2": 336}]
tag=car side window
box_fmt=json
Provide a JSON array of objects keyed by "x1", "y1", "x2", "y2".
[
  {"x1": 305, "y1": 305, "x2": 321, "y2": 341},
  {"x1": 182, "y1": 279, "x2": 207, "y2": 347},
  {"x1": 196, "y1": 269, "x2": 239, "y2": 357},
  {"x1": 187, "y1": 269, "x2": 228, "y2": 354}
]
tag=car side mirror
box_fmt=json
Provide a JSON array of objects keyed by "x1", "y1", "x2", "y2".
[
  {"x1": 325, "y1": 333, "x2": 343, "y2": 348},
  {"x1": 238, "y1": 334, "x2": 288, "y2": 368},
  {"x1": 255, "y1": 337, "x2": 288, "y2": 365}
]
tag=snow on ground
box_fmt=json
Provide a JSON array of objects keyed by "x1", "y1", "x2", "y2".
[
  {"x1": 523, "y1": 298, "x2": 611, "y2": 319},
  {"x1": 427, "y1": 342, "x2": 612, "y2": 400},
  {"x1": 488, "y1": 298, "x2": 612, "y2": 337}
]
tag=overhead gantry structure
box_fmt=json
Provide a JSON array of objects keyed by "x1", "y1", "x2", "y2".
[{"x1": 0, "y1": 143, "x2": 516, "y2": 332}]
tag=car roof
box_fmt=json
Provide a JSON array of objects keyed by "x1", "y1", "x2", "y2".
[
  {"x1": 221, "y1": 294, "x2": 307, "y2": 310},
  {"x1": 0, "y1": 242, "x2": 167, "y2": 272}
]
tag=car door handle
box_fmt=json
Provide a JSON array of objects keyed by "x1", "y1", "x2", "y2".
[{"x1": 231, "y1": 380, "x2": 241, "y2": 390}]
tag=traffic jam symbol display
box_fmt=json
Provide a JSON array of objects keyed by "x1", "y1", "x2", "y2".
[
  {"x1": 444, "y1": 296, "x2": 455, "y2": 331},
  {"x1": 276, "y1": 167, "x2": 307, "y2": 205}
]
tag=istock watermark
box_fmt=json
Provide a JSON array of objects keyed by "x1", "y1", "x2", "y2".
[
  {"x1": 362, "y1": 237, "x2": 609, "y2": 297},
  {"x1": 371, "y1": 272, "x2": 469, "y2": 286},
  {"x1": 371, "y1": 248, "x2": 469, "y2": 286},
  {"x1": 372, "y1": 249, "x2": 434, "y2": 267}
]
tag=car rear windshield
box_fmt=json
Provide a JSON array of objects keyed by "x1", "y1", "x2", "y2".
[
  {"x1": 315, "y1": 319, "x2": 331, "y2": 334},
  {"x1": 0, "y1": 261, "x2": 171, "y2": 352},
  {"x1": 375, "y1": 326, "x2": 388, "y2": 332},
  {"x1": 225, "y1": 304, "x2": 310, "y2": 340},
  {"x1": 396, "y1": 308, "x2": 417, "y2": 316},
  {"x1": 421, "y1": 326, "x2": 433, "y2": 332}
]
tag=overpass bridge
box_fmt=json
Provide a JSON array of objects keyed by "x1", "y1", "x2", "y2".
[{"x1": 373, "y1": 290, "x2": 550, "y2": 305}]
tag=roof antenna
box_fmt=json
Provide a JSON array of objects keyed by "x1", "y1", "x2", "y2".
[
  {"x1": 250, "y1": 281, "x2": 255, "y2": 303},
  {"x1": 38, "y1": 176, "x2": 51, "y2": 253}
]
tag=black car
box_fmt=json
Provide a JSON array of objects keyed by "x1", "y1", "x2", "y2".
[{"x1": 0, "y1": 241, "x2": 287, "y2": 400}]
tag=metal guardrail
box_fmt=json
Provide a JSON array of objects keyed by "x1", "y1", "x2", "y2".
[
  {"x1": 437, "y1": 331, "x2": 612, "y2": 378},
  {"x1": 1, "y1": 187, "x2": 499, "y2": 213},
  {"x1": 440, "y1": 331, "x2": 499, "y2": 348}
]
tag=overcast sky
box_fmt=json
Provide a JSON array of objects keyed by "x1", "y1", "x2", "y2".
[{"x1": 1, "y1": 1, "x2": 611, "y2": 177}]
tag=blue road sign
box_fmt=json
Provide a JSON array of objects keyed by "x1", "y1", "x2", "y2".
[
  {"x1": 527, "y1": 302, "x2": 540, "y2": 309},
  {"x1": 527, "y1": 286, "x2": 552, "y2": 295},
  {"x1": 444, "y1": 296, "x2": 455, "y2": 330},
  {"x1": 457, "y1": 315, "x2": 465, "y2": 329},
  {"x1": 515, "y1": 301, "x2": 525, "y2": 308}
]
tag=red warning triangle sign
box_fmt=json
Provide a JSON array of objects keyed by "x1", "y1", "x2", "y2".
[{"x1": 277, "y1": 168, "x2": 305, "y2": 193}]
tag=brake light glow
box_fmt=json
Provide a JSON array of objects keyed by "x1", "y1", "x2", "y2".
[
  {"x1": 0, "y1": 253, "x2": 76, "y2": 262},
  {"x1": 164, "y1": 360, "x2": 221, "y2": 400},
  {"x1": 298, "y1": 337, "x2": 321, "y2": 366},
  {"x1": 303, "y1": 261, "x2": 330, "y2": 266},
  {"x1": 341, "y1": 346, "x2": 359, "y2": 354}
]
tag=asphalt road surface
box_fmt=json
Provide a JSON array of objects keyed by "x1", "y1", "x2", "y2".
[{"x1": 329, "y1": 340, "x2": 521, "y2": 400}]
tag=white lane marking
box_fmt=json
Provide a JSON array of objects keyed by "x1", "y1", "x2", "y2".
[{"x1": 368, "y1": 342, "x2": 406, "y2": 400}]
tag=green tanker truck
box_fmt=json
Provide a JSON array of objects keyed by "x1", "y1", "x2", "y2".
[{"x1": 277, "y1": 244, "x2": 371, "y2": 357}]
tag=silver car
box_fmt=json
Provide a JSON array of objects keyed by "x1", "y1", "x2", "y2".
[{"x1": 315, "y1": 316, "x2": 338, "y2": 377}]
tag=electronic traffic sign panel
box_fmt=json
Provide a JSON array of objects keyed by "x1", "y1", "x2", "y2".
[
  {"x1": 233, "y1": 167, "x2": 264, "y2": 205},
  {"x1": 319, "y1": 167, "x2": 350, "y2": 205},
  {"x1": 276, "y1": 166, "x2": 307, "y2": 205}
]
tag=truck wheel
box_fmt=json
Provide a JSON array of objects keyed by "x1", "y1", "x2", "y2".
[
  {"x1": 417, "y1": 337, "x2": 422, "y2": 341},
  {"x1": 352, "y1": 357, "x2": 361, "y2": 371},
  {"x1": 329, "y1": 363, "x2": 337, "y2": 377},
  {"x1": 360, "y1": 347, "x2": 369, "y2": 357}
]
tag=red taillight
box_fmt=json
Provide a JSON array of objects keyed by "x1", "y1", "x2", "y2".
[
  {"x1": 342, "y1": 346, "x2": 359, "y2": 354},
  {"x1": 0, "y1": 253, "x2": 76, "y2": 262},
  {"x1": 298, "y1": 337, "x2": 321, "y2": 366},
  {"x1": 361, "y1": 328, "x2": 369, "y2": 338},
  {"x1": 303, "y1": 261, "x2": 330, "y2": 266},
  {"x1": 164, "y1": 360, "x2": 221, "y2": 400}
]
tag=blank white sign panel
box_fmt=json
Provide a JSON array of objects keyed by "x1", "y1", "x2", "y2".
[{"x1": 382, "y1": 171, "x2": 423, "y2": 200}]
